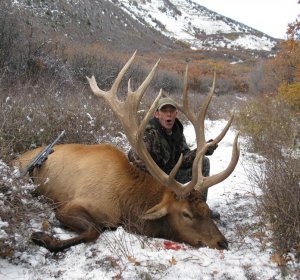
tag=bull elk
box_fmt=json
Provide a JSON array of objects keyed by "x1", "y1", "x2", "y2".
[{"x1": 14, "y1": 52, "x2": 240, "y2": 253}]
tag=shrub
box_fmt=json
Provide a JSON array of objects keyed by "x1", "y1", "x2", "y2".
[
  {"x1": 0, "y1": 1, "x2": 69, "y2": 83},
  {"x1": 0, "y1": 77, "x2": 126, "y2": 162},
  {"x1": 0, "y1": 3, "x2": 19, "y2": 72},
  {"x1": 236, "y1": 95, "x2": 298, "y2": 154},
  {"x1": 65, "y1": 46, "x2": 183, "y2": 94},
  {"x1": 279, "y1": 82, "x2": 300, "y2": 111},
  {"x1": 175, "y1": 39, "x2": 190, "y2": 49},
  {"x1": 248, "y1": 153, "x2": 300, "y2": 257},
  {"x1": 237, "y1": 95, "x2": 300, "y2": 258},
  {"x1": 153, "y1": 69, "x2": 182, "y2": 93}
]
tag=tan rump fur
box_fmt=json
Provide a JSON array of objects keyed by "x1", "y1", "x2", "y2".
[{"x1": 17, "y1": 144, "x2": 163, "y2": 225}]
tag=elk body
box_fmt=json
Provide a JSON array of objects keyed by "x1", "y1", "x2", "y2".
[{"x1": 14, "y1": 52, "x2": 240, "y2": 253}]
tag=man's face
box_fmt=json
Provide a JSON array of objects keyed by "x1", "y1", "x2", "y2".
[{"x1": 154, "y1": 105, "x2": 177, "y2": 131}]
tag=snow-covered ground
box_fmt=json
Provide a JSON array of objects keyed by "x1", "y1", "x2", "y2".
[{"x1": 0, "y1": 120, "x2": 298, "y2": 279}]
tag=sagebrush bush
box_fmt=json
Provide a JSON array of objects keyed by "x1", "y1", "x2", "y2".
[
  {"x1": 236, "y1": 95, "x2": 298, "y2": 154},
  {"x1": 0, "y1": 77, "x2": 127, "y2": 161},
  {"x1": 248, "y1": 154, "x2": 300, "y2": 256},
  {"x1": 237, "y1": 95, "x2": 300, "y2": 257}
]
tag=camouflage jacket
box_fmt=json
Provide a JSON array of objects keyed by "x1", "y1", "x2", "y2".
[{"x1": 128, "y1": 117, "x2": 196, "y2": 174}]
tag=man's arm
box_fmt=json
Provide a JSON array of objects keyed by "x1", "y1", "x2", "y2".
[
  {"x1": 205, "y1": 139, "x2": 218, "y2": 155},
  {"x1": 181, "y1": 135, "x2": 196, "y2": 169},
  {"x1": 127, "y1": 129, "x2": 158, "y2": 173},
  {"x1": 128, "y1": 148, "x2": 148, "y2": 172}
]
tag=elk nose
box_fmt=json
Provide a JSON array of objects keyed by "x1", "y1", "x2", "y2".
[{"x1": 218, "y1": 240, "x2": 229, "y2": 250}]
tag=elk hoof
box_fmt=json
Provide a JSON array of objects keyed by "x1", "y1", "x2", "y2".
[
  {"x1": 31, "y1": 232, "x2": 54, "y2": 249},
  {"x1": 210, "y1": 210, "x2": 221, "y2": 220},
  {"x1": 218, "y1": 240, "x2": 229, "y2": 250}
]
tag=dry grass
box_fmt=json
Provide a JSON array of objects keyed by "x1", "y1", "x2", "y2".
[{"x1": 0, "y1": 78, "x2": 122, "y2": 161}]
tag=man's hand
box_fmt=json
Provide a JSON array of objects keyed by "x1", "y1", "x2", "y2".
[{"x1": 206, "y1": 139, "x2": 218, "y2": 156}]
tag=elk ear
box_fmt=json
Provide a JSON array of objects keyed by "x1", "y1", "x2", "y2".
[
  {"x1": 141, "y1": 203, "x2": 168, "y2": 220},
  {"x1": 142, "y1": 191, "x2": 172, "y2": 220}
]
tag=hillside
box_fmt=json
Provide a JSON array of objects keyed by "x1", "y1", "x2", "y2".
[
  {"x1": 1, "y1": 0, "x2": 281, "y2": 112},
  {"x1": 9, "y1": 0, "x2": 181, "y2": 52},
  {"x1": 112, "y1": 0, "x2": 278, "y2": 52},
  {"x1": 9, "y1": 0, "x2": 278, "y2": 57}
]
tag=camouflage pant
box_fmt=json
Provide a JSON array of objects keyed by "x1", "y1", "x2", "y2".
[{"x1": 175, "y1": 156, "x2": 210, "y2": 201}]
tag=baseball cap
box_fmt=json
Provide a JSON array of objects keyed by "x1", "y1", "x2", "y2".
[{"x1": 157, "y1": 97, "x2": 177, "y2": 111}]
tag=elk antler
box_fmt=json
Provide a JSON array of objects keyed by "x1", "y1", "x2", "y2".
[
  {"x1": 175, "y1": 65, "x2": 240, "y2": 194},
  {"x1": 87, "y1": 52, "x2": 240, "y2": 197}
]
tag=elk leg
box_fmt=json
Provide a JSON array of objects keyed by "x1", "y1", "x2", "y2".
[{"x1": 31, "y1": 204, "x2": 100, "y2": 253}]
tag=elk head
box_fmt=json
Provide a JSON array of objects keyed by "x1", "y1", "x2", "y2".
[{"x1": 87, "y1": 51, "x2": 240, "y2": 249}]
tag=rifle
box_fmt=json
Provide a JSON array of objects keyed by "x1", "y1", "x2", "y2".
[{"x1": 21, "y1": 130, "x2": 65, "y2": 177}]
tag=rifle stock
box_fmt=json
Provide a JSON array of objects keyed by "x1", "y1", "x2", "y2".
[{"x1": 21, "y1": 130, "x2": 65, "y2": 176}]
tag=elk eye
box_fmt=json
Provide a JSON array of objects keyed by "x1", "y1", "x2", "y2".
[{"x1": 182, "y1": 211, "x2": 192, "y2": 220}]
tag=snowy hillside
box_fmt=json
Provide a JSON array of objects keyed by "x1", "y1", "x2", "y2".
[
  {"x1": 110, "y1": 0, "x2": 277, "y2": 51},
  {"x1": 10, "y1": 0, "x2": 278, "y2": 53}
]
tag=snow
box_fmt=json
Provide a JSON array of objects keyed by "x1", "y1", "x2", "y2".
[
  {"x1": 111, "y1": 0, "x2": 277, "y2": 51},
  {"x1": 1, "y1": 119, "x2": 298, "y2": 279},
  {"x1": 232, "y1": 35, "x2": 276, "y2": 51}
]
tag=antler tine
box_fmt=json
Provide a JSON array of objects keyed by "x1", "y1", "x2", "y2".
[
  {"x1": 196, "y1": 133, "x2": 240, "y2": 192},
  {"x1": 111, "y1": 50, "x2": 138, "y2": 97},
  {"x1": 213, "y1": 113, "x2": 234, "y2": 144},
  {"x1": 196, "y1": 71, "x2": 216, "y2": 147},
  {"x1": 178, "y1": 67, "x2": 216, "y2": 148},
  {"x1": 138, "y1": 89, "x2": 163, "y2": 140},
  {"x1": 86, "y1": 51, "x2": 137, "y2": 122},
  {"x1": 86, "y1": 51, "x2": 137, "y2": 99},
  {"x1": 180, "y1": 65, "x2": 196, "y2": 124},
  {"x1": 127, "y1": 58, "x2": 161, "y2": 124}
]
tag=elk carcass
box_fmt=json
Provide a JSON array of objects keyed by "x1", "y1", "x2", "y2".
[{"x1": 14, "y1": 52, "x2": 240, "y2": 253}]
